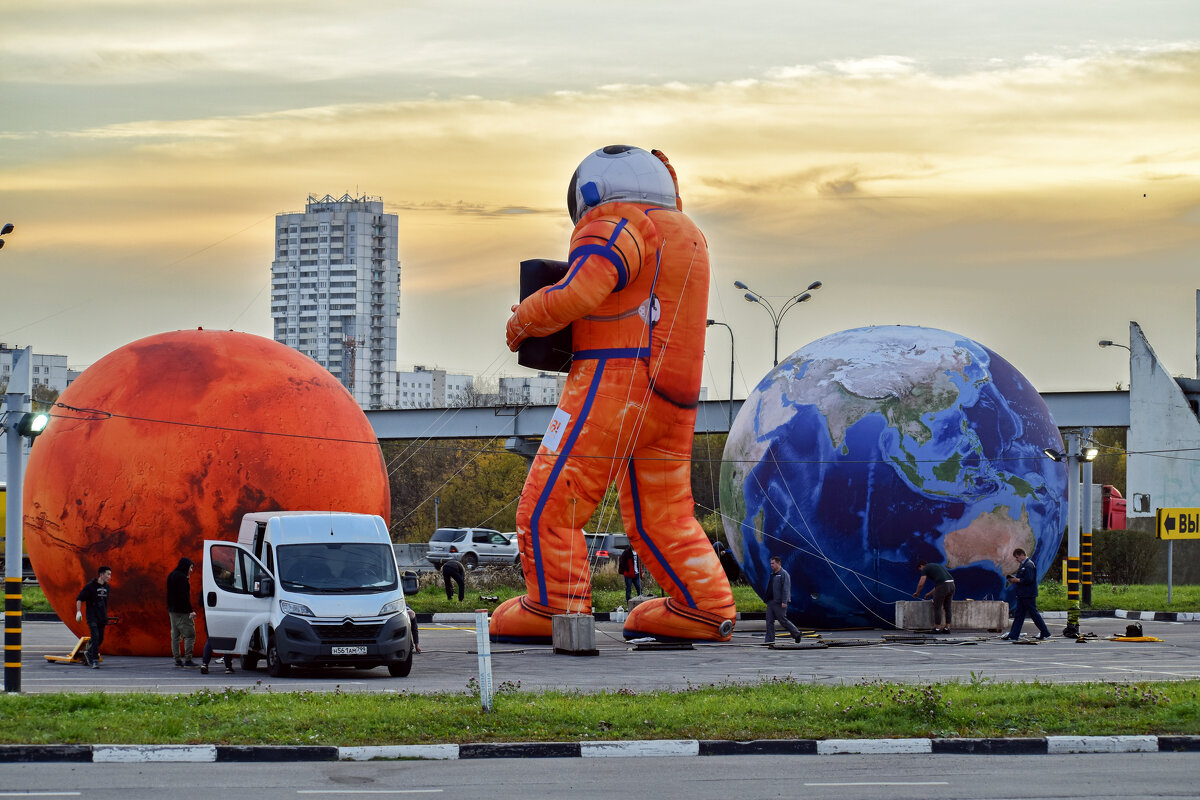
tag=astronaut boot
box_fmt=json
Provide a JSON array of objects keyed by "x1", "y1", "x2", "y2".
[
  {"x1": 622, "y1": 598, "x2": 735, "y2": 642},
  {"x1": 489, "y1": 596, "x2": 562, "y2": 643}
]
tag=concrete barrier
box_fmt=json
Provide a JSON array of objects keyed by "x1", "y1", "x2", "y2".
[
  {"x1": 393, "y1": 543, "x2": 434, "y2": 572},
  {"x1": 894, "y1": 600, "x2": 1008, "y2": 631}
]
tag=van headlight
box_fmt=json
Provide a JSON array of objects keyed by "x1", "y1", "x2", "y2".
[
  {"x1": 378, "y1": 599, "x2": 405, "y2": 616},
  {"x1": 280, "y1": 599, "x2": 315, "y2": 617}
]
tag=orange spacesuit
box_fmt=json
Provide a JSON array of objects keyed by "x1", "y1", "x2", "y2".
[{"x1": 492, "y1": 146, "x2": 736, "y2": 642}]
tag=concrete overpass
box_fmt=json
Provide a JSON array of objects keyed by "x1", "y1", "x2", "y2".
[{"x1": 365, "y1": 390, "x2": 1130, "y2": 442}]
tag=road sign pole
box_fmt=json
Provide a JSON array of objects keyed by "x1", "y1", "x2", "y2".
[{"x1": 1167, "y1": 541, "x2": 1173, "y2": 605}]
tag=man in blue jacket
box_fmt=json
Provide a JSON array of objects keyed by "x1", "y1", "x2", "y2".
[
  {"x1": 764, "y1": 555, "x2": 803, "y2": 644},
  {"x1": 1001, "y1": 548, "x2": 1052, "y2": 641}
]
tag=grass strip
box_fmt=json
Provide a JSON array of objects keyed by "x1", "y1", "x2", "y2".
[{"x1": 1, "y1": 679, "x2": 1197, "y2": 746}]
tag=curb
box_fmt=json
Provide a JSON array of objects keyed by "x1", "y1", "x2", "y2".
[{"x1": 3, "y1": 736, "x2": 1199, "y2": 763}]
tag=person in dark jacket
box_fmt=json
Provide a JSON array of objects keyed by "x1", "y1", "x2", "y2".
[
  {"x1": 1001, "y1": 548, "x2": 1052, "y2": 641},
  {"x1": 441, "y1": 559, "x2": 465, "y2": 602},
  {"x1": 166, "y1": 557, "x2": 197, "y2": 667},
  {"x1": 74, "y1": 565, "x2": 112, "y2": 669},
  {"x1": 618, "y1": 546, "x2": 641, "y2": 602},
  {"x1": 764, "y1": 555, "x2": 803, "y2": 644},
  {"x1": 913, "y1": 559, "x2": 955, "y2": 633}
]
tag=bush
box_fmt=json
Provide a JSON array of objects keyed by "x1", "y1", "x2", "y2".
[{"x1": 1092, "y1": 530, "x2": 1157, "y2": 585}]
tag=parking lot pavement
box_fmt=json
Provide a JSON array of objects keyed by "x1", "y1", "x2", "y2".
[{"x1": 15, "y1": 616, "x2": 1200, "y2": 694}]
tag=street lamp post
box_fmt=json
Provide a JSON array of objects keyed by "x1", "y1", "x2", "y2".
[
  {"x1": 734, "y1": 279, "x2": 822, "y2": 366},
  {"x1": 706, "y1": 320, "x2": 734, "y2": 428}
]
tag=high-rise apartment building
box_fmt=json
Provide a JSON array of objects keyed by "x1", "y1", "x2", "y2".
[{"x1": 271, "y1": 194, "x2": 399, "y2": 409}]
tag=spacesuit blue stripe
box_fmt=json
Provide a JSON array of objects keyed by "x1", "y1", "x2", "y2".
[
  {"x1": 565, "y1": 240, "x2": 628, "y2": 291},
  {"x1": 573, "y1": 347, "x2": 649, "y2": 360},
  {"x1": 529, "y1": 359, "x2": 607, "y2": 605},
  {"x1": 606, "y1": 219, "x2": 630, "y2": 290},
  {"x1": 547, "y1": 252, "x2": 593, "y2": 296},
  {"x1": 627, "y1": 460, "x2": 697, "y2": 608}
]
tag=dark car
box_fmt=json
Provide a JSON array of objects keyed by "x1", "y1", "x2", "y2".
[{"x1": 584, "y1": 532, "x2": 630, "y2": 567}]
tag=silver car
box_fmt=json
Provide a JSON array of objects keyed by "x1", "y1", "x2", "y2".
[{"x1": 425, "y1": 527, "x2": 520, "y2": 570}]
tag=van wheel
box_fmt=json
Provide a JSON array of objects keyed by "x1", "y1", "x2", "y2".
[
  {"x1": 241, "y1": 653, "x2": 260, "y2": 672},
  {"x1": 266, "y1": 635, "x2": 290, "y2": 678},
  {"x1": 462, "y1": 552, "x2": 478, "y2": 570},
  {"x1": 388, "y1": 649, "x2": 413, "y2": 678}
]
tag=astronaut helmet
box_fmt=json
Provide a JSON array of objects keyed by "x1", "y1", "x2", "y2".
[{"x1": 567, "y1": 145, "x2": 677, "y2": 224}]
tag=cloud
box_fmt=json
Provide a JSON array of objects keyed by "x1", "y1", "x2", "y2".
[{"x1": 2, "y1": 41, "x2": 1199, "y2": 386}]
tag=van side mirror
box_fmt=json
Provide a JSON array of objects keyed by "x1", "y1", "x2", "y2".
[
  {"x1": 253, "y1": 576, "x2": 275, "y2": 598},
  {"x1": 401, "y1": 570, "x2": 419, "y2": 597}
]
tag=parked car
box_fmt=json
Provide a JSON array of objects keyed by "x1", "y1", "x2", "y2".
[
  {"x1": 585, "y1": 532, "x2": 630, "y2": 567},
  {"x1": 426, "y1": 527, "x2": 520, "y2": 570}
]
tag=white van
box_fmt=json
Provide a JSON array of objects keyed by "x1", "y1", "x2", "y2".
[{"x1": 202, "y1": 511, "x2": 415, "y2": 678}]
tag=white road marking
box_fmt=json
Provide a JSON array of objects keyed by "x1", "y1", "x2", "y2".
[
  {"x1": 296, "y1": 791, "x2": 442, "y2": 795},
  {"x1": 805, "y1": 782, "x2": 949, "y2": 787}
]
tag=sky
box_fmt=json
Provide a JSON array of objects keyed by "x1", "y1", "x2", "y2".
[{"x1": 2, "y1": 1, "x2": 1199, "y2": 401}]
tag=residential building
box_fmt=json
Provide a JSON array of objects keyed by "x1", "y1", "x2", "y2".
[
  {"x1": 499, "y1": 373, "x2": 567, "y2": 405},
  {"x1": 396, "y1": 366, "x2": 475, "y2": 408},
  {"x1": 0, "y1": 344, "x2": 69, "y2": 396},
  {"x1": 271, "y1": 194, "x2": 399, "y2": 409}
]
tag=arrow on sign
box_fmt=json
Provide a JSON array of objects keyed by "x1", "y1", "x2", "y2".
[{"x1": 1166, "y1": 516, "x2": 1177, "y2": 533}]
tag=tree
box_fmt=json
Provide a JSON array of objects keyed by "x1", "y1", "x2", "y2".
[{"x1": 1089, "y1": 427, "x2": 1127, "y2": 494}]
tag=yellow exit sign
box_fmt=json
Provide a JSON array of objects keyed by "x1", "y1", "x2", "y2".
[{"x1": 1156, "y1": 508, "x2": 1200, "y2": 540}]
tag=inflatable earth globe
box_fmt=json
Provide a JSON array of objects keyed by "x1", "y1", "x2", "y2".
[{"x1": 721, "y1": 325, "x2": 1067, "y2": 628}]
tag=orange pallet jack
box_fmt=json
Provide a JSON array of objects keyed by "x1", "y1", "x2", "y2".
[
  {"x1": 44, "y1": 637, "x2": 99, "y2": 665},
  {"x1": 44, "y1": 617, "x2": 117, "y2": 665}
]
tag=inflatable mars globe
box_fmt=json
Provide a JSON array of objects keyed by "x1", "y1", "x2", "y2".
[
  {"x1": 23, "y1": 329, "x2": 390, "y2": 656},
  {"x1": 721, "y1": 325, "x2": 1067, "y2": 628}
]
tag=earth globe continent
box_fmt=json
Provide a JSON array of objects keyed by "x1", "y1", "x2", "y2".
[{"x1": 720, "y1": 325, "x2": 1067, "y2": 629}]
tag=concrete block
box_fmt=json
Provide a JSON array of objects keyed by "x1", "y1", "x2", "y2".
[
  {"x1": 552, "y1": 613, "x2": 598, "y2": 656},
  {"x1": 895, "y1": 600, "x2": 1008, "y2": 631}
]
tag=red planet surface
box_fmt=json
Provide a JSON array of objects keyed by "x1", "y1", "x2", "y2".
[{"x1": 23, "y1": 329, "x2": 390, "y2": 656}]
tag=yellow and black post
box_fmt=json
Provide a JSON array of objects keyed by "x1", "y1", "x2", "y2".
[
  {"x1": 4, "y1": 577, "x2": 19, "y2": 693},
  {"x1": 1081, "y1": 530, "x2": 1093, "y2": 607},
  {"x1": 1063, "y1": 431, "x2": 1081, "y2": 637},
  {"x1": 4, "y1": 346, "x2": 48, "y2": 693}
]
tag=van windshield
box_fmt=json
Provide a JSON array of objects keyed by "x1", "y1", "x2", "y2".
[{"x1": 276, "y1": 543, "x2": 398, "y2": 594}]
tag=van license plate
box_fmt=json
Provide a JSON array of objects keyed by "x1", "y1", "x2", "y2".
[{"x1": 331, "y1": 646, "x2": 367, "y2": 656}]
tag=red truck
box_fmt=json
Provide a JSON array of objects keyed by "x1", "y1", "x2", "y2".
[{"x1": 1100, "y1": 485, "x2": 1127, "y2": 530}]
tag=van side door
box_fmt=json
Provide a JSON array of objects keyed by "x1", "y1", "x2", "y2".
[{"x1": 202, "y1": 540, "x2": 273, "y2": 654}]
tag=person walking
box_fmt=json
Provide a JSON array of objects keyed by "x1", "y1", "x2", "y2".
[
  {"x1": 441, "y1": 559, "x2": 465, "y2": 602},
  {"x1": 764, "y1": 555, "x2": 803, "y2": 644},
  {"x1": 166, "y1": 557, "x2": 198, "y2": 666},
  {"x1": 618, "y1": 546, "x2": 641, "y2": 603},
  {"x1": 913, "y1": 559, "x2": 955, "y2": 633},
  {"x1": 74, "y1": 565, "x2": 112, "y2": 669},
  {"x1": 1002, "y1": 548, "x2": 1052, "y2": 641}
]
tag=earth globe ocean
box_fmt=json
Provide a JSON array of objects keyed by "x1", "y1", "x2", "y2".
[{"x1": 721, "y1": 325, "x2": 1067, "y2": 629}]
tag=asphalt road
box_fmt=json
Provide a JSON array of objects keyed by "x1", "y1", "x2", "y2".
[
  {"x1": 1, "y1": 753, "x2": 1198, "y2": 800},
  {"x1": 15, "y1": 615, "x2": 1200, "y2": 694}
]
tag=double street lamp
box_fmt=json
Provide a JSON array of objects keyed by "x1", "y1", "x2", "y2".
[{"x1": 734, "y1": 279, "x2": 823, "y2": 366}]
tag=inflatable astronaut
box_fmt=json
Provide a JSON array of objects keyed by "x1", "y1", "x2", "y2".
[{"x1": 492, "y1": 145, "x2": 736, "y2": 642}]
